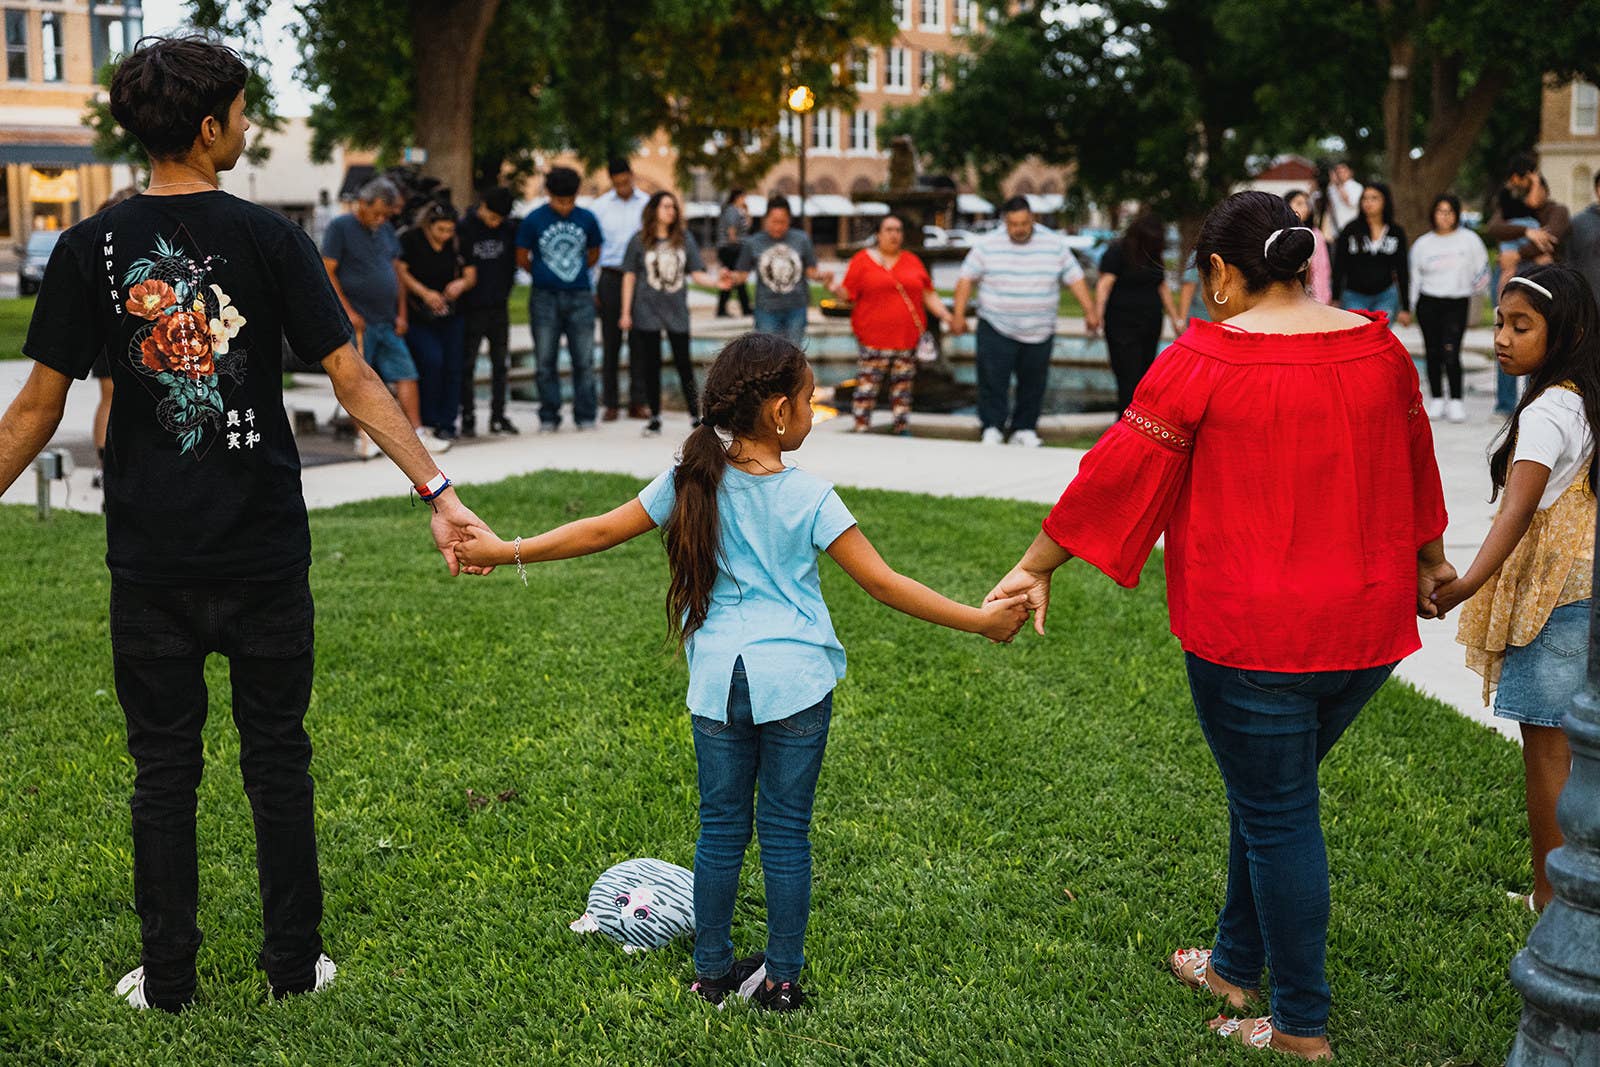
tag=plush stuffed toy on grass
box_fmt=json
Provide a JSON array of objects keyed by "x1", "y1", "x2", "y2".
[{"x1": 569, "y1": 858, "x2": 695, "y2": 952}]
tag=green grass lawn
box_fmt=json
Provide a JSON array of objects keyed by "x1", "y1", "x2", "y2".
[
  {"x1": 0, "y1": 293, "x2": 35, "y2": 359},
  {"x1": 2, "y1": 473, "x2": 1531, "y2": 1065}
]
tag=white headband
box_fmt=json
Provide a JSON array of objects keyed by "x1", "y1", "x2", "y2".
[
  {"x1": 1263, "y1": 226, "x2": 1315, "y2": 261},
  {"x1": 1504, "y1": 276, "x2": 1553, "y2": 300}
]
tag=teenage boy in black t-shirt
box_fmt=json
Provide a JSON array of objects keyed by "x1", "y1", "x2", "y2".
[
  {"x1": 0, "y1": 36, "x2": 492, "y2": 1013},
  {"x1": 457, "y1": 187, "x2": 519, "y2": 435}
]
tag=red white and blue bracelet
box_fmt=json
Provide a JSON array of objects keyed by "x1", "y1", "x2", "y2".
[{"x1": 414, "y1": 470, "x2": 451, "y2": 504}]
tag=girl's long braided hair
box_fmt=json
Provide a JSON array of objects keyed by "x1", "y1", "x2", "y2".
[
  {"x1": 1490, "y1": 264, "x2": 1600, "y2": 499},
  {"x1": 664, "y1": 332, "x2": 809, "y2": 645}
]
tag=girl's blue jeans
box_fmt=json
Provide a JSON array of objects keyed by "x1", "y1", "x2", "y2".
[
  {"x1": 1184, "y1": 653, "x2": 1396, "y2": 1038},
  {"x1": 691, "y1": 660, "x2": 831, "y2": 983}
]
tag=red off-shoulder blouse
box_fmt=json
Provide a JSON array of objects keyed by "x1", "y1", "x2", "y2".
[{"x1": 1044, "y1": 312, "x2": 1447, "y2": 672}]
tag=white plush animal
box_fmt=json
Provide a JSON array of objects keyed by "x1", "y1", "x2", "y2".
[{"x1": 569, "y1": 858, "x2": 695, "y2": 952}]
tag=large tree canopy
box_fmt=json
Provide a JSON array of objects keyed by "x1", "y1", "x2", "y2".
[{"x1": 890, "y1": 0, "x2": 1600, "y2": 241}]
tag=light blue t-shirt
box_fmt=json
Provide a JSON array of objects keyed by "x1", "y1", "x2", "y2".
[{"x1": 639, "y1": 464, "x2": 857, "y2": 724}]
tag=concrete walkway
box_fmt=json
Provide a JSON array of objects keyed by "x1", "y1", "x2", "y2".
[{"x1": 0, "y1": 317, "x2": 1518, "y2": 740}]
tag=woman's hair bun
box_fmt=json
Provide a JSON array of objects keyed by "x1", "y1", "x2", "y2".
[{"x1": 1263, "y1": 227, "x2": 1314, "y2": 280}]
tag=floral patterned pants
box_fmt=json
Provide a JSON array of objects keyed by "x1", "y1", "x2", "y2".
[{"x1": 853, "y1": 347, "x2": 917, "y2": 431}]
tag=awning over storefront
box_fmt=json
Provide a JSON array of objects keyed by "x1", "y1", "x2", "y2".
[
  {"x1": 0, "y1": 143, "x2": 100, "y2": 165},
  {"x1": 1025, "y1": 193, "x2": 1064, "y2": 214},
  {"x1": 957, "y1": 193, "x2": 994, "y2": 215}
]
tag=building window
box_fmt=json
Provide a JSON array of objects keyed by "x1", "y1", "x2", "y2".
[
  {"x1": 810, "y1": 108, "x2": 839, "y2": 153},
  {"x1": 920, "y1": 50, "x2": 938, "y2": 92},
  {"x1": 1574, "y1": 81, "x2": 1599, "y2": 136},
  {"x1": 6, "y1": 10, "x2": 27, "y2": 81},
  {"x1": 849, "y1": 109, "x2": 877, "y2": 154},
  {"x1": 852, "y1": 49, "x2": 876, "y2": 90},
  {"x1": 93, "y1": 13, "x2": 137, "y2": 72},
  {"x1": 892, "y1": 0, "x2": 911, "y2": 28},
  {"x1": 954, "y1": 0, "x2": 977, "y2": 30},
  {"x1": 919, "y1": 0, "x2": 945, "y2": 30},
  {"x1": 40, "y1": 11, "x2": 62, "y2": 82},
  {"x1": 886, "y1": 47, "x2": 910, "y2": 93},
  {"x1": 777, "y1": 110, "x2": 801, "y2": 149}
]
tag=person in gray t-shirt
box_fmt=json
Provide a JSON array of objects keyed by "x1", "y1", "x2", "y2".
[
  {"x1": 728, "y1": 197, "x2": 832, "y2": 345},
  {"x1": 619, "y1": 191, "x2": 722, "y2": 435}
]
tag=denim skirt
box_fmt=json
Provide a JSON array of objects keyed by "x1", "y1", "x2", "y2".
[{"x1": 1495, "y1": 599, "x2": 1592, "y2": 728}]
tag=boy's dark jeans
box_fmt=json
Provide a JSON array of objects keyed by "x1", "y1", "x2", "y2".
[{"x1": 110, "y1": 574, "x2": 323, "y2": 1010}]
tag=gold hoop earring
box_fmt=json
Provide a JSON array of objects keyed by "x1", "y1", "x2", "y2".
[{"x1": 1213, "y1": 291, "x2": 1228, "y2": 305}]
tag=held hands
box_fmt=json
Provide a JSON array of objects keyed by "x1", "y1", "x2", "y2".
[
  {"x1": 1417, "y1": 557, "x2": 1460, "y2": 618},
  {"x1": 453, "y1": 523, "x2": 511, "y2": 571},
  {"x1": 1398, "y1": 311, "x2": 1414, "y2": 328},
  {"x1": 950, "y1": 312, "x2": 968, "y2": 336},
  {"x1": 429, "y1": 492, "x2": 496, "y2": 576},
  {"x1": 985, "y1": 565, "x2": 1052, "y2": 637},
  {"x1": 980, "y1": 594, "x2": 1031, "y2": 643},
  {"x1": 1427, "y1": 575, "x2": 1477, "y2": 618}
]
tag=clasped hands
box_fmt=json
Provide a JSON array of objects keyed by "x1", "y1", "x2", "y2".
[{"x1": 425, "y1": 492, "x2": 501, "y2": 577}]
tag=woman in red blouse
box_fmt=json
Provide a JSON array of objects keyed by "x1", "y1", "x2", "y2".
[
  {"x1": 987, "y1": 192, "x2": 1452, "y2": 1060},
  {"x1": 833, "y1": 214, "x2": 952, "y2": 434}
]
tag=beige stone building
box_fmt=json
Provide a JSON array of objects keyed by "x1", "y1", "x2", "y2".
[
  {"x1": 537, "y1": 0, "x2": 1068, "y2": 244},
  {"x1": 0, "y1": 1, "x2": 138, "y2": 241},
  {"x1": 1537, "y1": 78, "x2": 1600, "y2": 211}
]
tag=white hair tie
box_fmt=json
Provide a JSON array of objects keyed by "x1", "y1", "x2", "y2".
[
  {"x1": 1505, "y1": 276, "x2": 1553, "y2": 301},
  {"x1": 1263, "y1": 226, "x2": 1315, "y2": 260}
]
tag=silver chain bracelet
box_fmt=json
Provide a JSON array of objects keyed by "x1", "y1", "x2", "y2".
[{"x1": 513, "y1": 535, "x2": 528, "y2": 587}]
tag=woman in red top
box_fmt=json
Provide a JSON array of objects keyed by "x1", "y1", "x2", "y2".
[
  {"x1": 987, "y1": 192, "x2": 1451, "y2": 1060},
  {"x1": 833, "y1": 214, "x2": 952, "y2": 434}
]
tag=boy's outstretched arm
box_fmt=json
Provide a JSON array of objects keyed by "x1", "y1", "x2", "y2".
[
  {"x1": 456, "y1": 499, "x2": 657, "y2": 569},
  {"x1": 825, "y1": 527, "x2": 1027, "y2": 643}
]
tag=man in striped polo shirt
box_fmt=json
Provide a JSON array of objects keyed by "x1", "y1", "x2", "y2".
[{"x1": 952, "y1": 197, "x2": 1099, "y2": 447}]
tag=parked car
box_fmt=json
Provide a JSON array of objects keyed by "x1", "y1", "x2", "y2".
[{"x1": 17, "y1": 229, "x2": 60, "y2": 295}]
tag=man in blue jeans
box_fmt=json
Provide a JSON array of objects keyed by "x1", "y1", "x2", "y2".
[
  {"x1": 516, "y1": 165, "x2": 602, "y2": 431},
  {"x1": 727, "y1": 198, "x2": 832, "y2": 346},
  {"x1": 951, "y1": 197, "x2": 1099, "y2": 447}
]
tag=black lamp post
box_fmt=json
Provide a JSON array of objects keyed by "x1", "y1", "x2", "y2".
[{"x1": 787, "y1": 85, "x2": 815, "y2": 238}]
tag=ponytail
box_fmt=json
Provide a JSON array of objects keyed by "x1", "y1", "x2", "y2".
[
  {"x1": 660, "y1": 332, "x2": 809, "y2": 646},
  {"x1": 664, "y1": 421, "x2": 727, "y2": 644}
]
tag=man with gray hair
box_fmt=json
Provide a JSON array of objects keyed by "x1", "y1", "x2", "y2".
[{"x1": 322, "y1": 177, "x2": 451, "y2": 454}]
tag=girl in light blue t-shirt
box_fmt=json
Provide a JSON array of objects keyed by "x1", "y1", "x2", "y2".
[{"x1": 457, "y1": 332, "x2": 1027, "y2": 1011}]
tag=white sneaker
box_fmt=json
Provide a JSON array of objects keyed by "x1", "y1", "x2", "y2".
[
  {"x1": 416, "y1": 427, "x2": 453, "y2": 453},
  {"x1": 116, "y1": 966, "x2": 151, "y2": 1010},
  {"x1": 353, "y1": 434, "x2": 381, "y2": 460},
  {"x1": 1447, "y1": 399, "x2": 1467, "y2": 423},
  {"x1": 980, "y1": 427, "x2": 1004, "y2": 446},
  {"x1": 1427, "y1": 397, "x2": 1446, "y2": 420},
  {"x1": 1011, "y1": 429, "x2": 1043, "y2": 448},
  {"x1": 271, "y1": 953, "x2": 337, "y2": 999}
]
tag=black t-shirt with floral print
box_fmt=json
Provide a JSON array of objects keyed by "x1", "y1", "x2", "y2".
[{"x1": 24, "y1": 190, "x2": 353, "y2": 582}]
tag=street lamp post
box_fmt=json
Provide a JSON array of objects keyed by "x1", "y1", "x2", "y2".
[
  {"x1": 1506, "y1": 544, "x2": 1600, "y2": 1063},
  {"x1": 787, "y1": 84, "x2": 815, "y2": 238}
]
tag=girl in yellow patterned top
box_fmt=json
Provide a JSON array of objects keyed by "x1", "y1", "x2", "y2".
[{"x1": 1432, "y1": 265, "x2": 1600, "y2": 911}]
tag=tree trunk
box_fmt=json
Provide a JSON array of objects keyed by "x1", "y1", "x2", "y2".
[
  {"x1": 1381, "y1": 30, "x2": 1509, "y2": 239},
  {"x1": 411, "y1": 0, "x2": 501, "y2": 206}
]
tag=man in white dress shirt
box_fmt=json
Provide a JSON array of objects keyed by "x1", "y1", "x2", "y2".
[{"x1": 592, "y1": 158, "x2": 649, "y2": 420}]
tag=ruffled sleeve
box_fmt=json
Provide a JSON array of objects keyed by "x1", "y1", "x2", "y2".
[{"x1": 1042, "y1": 340, "x2": 1223, "y2": 587}]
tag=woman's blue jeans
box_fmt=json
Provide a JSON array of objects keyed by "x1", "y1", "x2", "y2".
[
  {"x1": 691, "y1": 661, "x2": 831, "y2": 983},
  {"x1": 404, "y1": 315, "x2": 465, "y2": 434},
  {"x1": 1183, "y1": 654, "x2": 1396, "y2": 1038}
]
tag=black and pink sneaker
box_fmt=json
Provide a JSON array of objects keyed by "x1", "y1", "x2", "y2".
[
  {"x1": 690, "y1": 953, "x2": 766, "y2": 1008},
  {"x1": 751, "y1": 978, "x2": 807, "y2": 1012}
]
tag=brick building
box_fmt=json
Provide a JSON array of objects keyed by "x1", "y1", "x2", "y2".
[
  {"x1": 1536, "y1": 78, "x2": 1599, "y2": 211},
  {"x1": 0, "y1": 1, "x2": 138, "y2": 241}
]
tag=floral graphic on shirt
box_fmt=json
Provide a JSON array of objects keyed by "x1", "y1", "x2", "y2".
[{"x1": 121, "y1": 232, "x2": 245, "y2": 457}]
